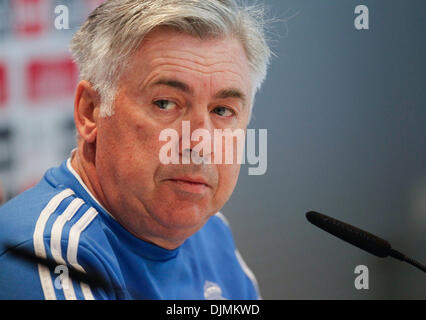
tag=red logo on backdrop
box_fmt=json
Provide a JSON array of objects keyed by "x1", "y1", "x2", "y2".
[
  {"x1": 0, "y1": 64, "x2": 7, "y2": 107},
  {"x1": 13, "y1": 0, "x2": 47, "y2": 37},
  {"x1": 27, "y1": 57, "x2": 78, "y2": 103}
]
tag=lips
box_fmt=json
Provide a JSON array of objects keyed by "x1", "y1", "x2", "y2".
[
  {"x1": 165, "y1": 176, "x2": 210, "y2": 195},
  {"x1": 169, "y1": 176, "x2": 209, "y2": 186}
]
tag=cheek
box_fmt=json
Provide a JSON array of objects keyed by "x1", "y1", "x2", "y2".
[
  {"x1": 215, "y1": 164, "x2": 241, "y2": 202},
  {"x1": 97, "y1": 118, "x2": 164, "y2": 186},
  {"x1": 124, "y1": 126, "x2": 165, "y2": 181}
]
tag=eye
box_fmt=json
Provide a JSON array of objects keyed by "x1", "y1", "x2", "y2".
[
  {"x1": 212, "y1": 106, "x2": 235, "y2": 117},
  {"x1": 154, "y1": 99, "x2": 177, "y2": 110}
]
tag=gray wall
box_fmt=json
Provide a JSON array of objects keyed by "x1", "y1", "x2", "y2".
[{"x1": 224, "y1": 0, "x2": 426, "y2": 299}]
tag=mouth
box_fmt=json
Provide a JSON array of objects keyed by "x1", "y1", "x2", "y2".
[
  {"x1": 171, "y1": 176, "x2": 209, "y2": 186},
  {"x1": 166, "y1": 176, "x2": 210, "y2": 194}
]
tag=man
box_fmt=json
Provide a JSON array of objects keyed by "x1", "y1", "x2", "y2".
[{"x1": 0, "y1": 0, "x2": 270, "y2": 299}]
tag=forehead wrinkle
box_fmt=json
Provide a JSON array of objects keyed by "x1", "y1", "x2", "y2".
[
  {"x1": 142, "y1": 34, "x2": 244, "y2": 63},
  {"x1": 147, "y1": 57, "x2": 247, "y2": 83},
  {"x1": 149, "y1": 54, "x2": 245, "y2": 72},
  {"x1": 137, "y1": 65, "x2": 245, "y2": 97},
  {"x1": 157, "y1": 48, "x2": 238, "y2": 66}
]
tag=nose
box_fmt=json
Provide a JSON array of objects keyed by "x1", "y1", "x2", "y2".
[{"x1": 179, "y1": 108, "x2": 214, "y2": 163}]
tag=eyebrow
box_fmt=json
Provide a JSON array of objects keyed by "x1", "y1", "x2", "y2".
[
  {"x1": 151, "y1": 79, "x2": 192, "y2": 94},
  {"x1": 214, "y1": 88, "x2": 246, "y2": 104},
  {"x1": 151, "y1": 78, "x2": 246, "y2": 104}
]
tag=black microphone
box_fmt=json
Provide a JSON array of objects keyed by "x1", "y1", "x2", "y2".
[{"x1": 306, "y1": 211, "x2": 426, "y2": 273}]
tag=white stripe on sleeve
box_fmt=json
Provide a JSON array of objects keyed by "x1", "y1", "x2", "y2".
[
  {"x1": 66, "y1": 207, "x2": 98, "y2": 300},
  {"x1": 50, "y1": 197, "x2": 85, "y2": 300},
  {"x1": 33, "y1": 189, "x2": 74, "y2": 300}
]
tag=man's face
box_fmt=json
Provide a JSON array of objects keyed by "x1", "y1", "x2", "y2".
[{"x1": 95, "y1": 28, "x2": 252, "y2": 247}]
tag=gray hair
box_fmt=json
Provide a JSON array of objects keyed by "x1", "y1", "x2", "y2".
[{"x1": 70, "y1": 0, "x2": 271, "y2": 117}]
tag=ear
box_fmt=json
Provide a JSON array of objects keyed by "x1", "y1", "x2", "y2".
[{"x1": 74, "y1": 80, "x2": 101, "y2": 144}]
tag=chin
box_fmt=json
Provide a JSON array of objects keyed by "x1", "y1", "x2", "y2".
[{"x1": 154, "y1": 202, "x2": 214, "y2": 231}]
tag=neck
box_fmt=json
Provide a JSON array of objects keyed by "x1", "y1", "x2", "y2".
[{"x1": 71, "y1": 141, "x2": 112, "y2": 216}]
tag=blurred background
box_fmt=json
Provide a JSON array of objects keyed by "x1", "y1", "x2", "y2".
[{"x1": 0, "y1": 0, "x2": 425, "y2": 299}]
